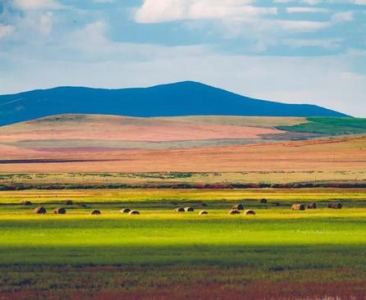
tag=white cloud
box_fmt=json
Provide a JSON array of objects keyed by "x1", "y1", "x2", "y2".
[
  {"x1": 274, "y1": 0, "x2": 322, "y2": 4},
  {"x1": 278, "y1": 20, "x2": 330, "y2": 31},
  {"x1": 14, "y1": 11, "x2": 55, "y2": 37},
  {"x1": 60, "y1": 21, "x2": 209, "y2": 63},
  {"x1": 134, "y1": 0, "x2": 277, "y2": 23},
  {"x1": 301, "y1": 0, "x2": 322, "y2": 4},
  {"x1": 0, "y1": 24, "x2": 15, "y2": 39},
  {"x1": 282, "y1": 38, "x2": 342, "y2": 49},
  {"x1": 331, "y1": 11, "x2": 354, "y2": 22},
  {"x1": 276, "y1": 0, "x2": 366, "y2": 4},
  {"x1": 12, "y1": 0, "x2": 64, "y2": 11},
  {"x1": 38, "y1": 12, "x2": 54, "y2": 35},
  {"x1": 346, "y1": 0, "x2": 366, "y2": 4},
  {"x1": 286, "y1": 7, "x2": 329, "y2": 13}
]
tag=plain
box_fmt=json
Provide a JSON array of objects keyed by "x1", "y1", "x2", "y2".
[{"x1": 1, "y1": 189, "x2": 366, "y2": 299}]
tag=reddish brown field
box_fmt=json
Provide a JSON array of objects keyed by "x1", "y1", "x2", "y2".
[
  {"x1": 0, "y1": 114, "x2": 365, "y2": 173},
  {"x1": 0, "y1": 135, "x2": 365, "y2": 173},
  {"x1": 0, "y1": 114, "x2": 283, "y2": 142}
]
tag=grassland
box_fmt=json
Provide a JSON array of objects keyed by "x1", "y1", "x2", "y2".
[
  {"x1": 0, "y1": 115, "x2": 365, "y2": 177},
  {"x1": 277, "y1": 117, "x2": 366, "y2": 136},
  {"x1": 1, "y1": 189, "x2": 366, "y2": 299},
  {"x1": 1, "y1": 115, "x2": 366, "y2": 299},
  {"x1": 0, "y1": 134, "x2": 365, "y2": 174},
  {"x1": 1, "y1": 171, "x2": 366, "y2": 191}
]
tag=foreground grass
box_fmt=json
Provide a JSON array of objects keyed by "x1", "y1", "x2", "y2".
[{"x1": 1, "y1": 189, "x2": 366, "y2": 299}]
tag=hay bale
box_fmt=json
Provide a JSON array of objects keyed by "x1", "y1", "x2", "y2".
[
  {"x1": 175, "y1": 207, "x2": 185, "y2": 213},
  {"x1": 260, "y1": 199, "x2": 267, "y2": 204},
  {"x1": 229, "y1": 209, "x2": 240, "y2": 215},
  {"x1": 91, "y1": 210, "x2": 101, "y2": 215},
  {"x1": 129, "y1": 210, "x2": 140, "y2": 215},
  {"x1": 34, "y1": 206, "x2": 46, "y2": 214},
  {"x1": 328, "y1": 202, "x2": 343, "y2": 209},
  {"x1": 120, "y1": 208, "x2": 131, "y2": 213},
  {"x1": 232, "y1": 203, "x2": 244, "y2": 210},
  {"x1": 307, "y1": 202, "x2": 317, "y2": 209},
  {"x1": 65, "y1": 200, "x2": 73, "y2": 205},
  {"x1": 54, "y1": 207, "x2": 66, "y2": 214},
  {"x1": 199, "y1": 210, "x2": 208, "y2": 215},
  {"x1": 20, "y1": 200, "x2": 32, "y2": 206},
  {"x1": 184, "y1": 207, "x2": 194, "y2": 212},
  {"x1": 245, "y1": 209, "x2": 256, "y2": 215},
  {"x1": 291, "y1": 204, "x2": 306, "y2": 211}
]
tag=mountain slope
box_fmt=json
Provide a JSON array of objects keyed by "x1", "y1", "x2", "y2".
[{"x1": 0, "y1": 81, "x2": 348, "y2": 126}]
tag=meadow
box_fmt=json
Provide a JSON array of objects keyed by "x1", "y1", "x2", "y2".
[
  {"x1": 0, "y1": 116, "x2": 365, "y2": 299},
  {"x1": 1, "y1": 188, "x2": 366, "y2": 299}
]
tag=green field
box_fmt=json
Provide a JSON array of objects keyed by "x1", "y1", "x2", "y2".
[
  {"x1": 277, "y1": 117, "x2": 366, "y2": 136},
  {"x1": 1, "y1": 189, "x2": 366, "y2": 299}
]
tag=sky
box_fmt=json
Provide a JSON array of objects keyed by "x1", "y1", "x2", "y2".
[{"x1": 0, "y1": 0, "x2": 365, "y2": 117}]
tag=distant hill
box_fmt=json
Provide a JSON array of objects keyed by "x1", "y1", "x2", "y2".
[
  {"x1": 0, "y1": 113, "x2": 365, "y2": 176},
  {"x1": 0, "y1": 81, "x2": 348, "y2": 126}
]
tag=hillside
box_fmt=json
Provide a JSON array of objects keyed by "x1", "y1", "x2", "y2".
[
  {"x1": 0, "y1": 114, "x2": 365, "y2": 175},
  {"x1": 0, "y1": 81, "x2": 348, "y2": 126},
  {"x1": 0, "y1": 114, "x2": 301, "y2": 150},
  {"x1": 0, "y1": 114, "x2": 365, "y2": 188}
]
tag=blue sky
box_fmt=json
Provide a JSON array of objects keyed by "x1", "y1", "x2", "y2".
[{"x1": 0, "y1": 0, "x2": 365, "y2": 116}]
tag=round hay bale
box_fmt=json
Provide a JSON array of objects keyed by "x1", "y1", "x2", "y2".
[
  {"x1": 229, "y1": 209, "x2": 240, "y2": 215},
  {"x1": 54, "y1": 207, "x2": 66, "y2": 214},
  {"x1": 20, "y1": 200, "x2": 32, "y2": 206},
  {"x1": 232, "y1": 203, "x2": 244, "y2": 210},
  {"x1": 260, "y1": 199, "x2": 267, "y2": 204},
  {"x1": 328, "y1": 202, "x2": 343, "y2": 209},
  {"x1": 245, "y1": 209, "x2": 256, "y2": 215},
  {"x1": 129, "y1": 210, "x2": 140, "y2": 215},
  {"x1": 199, "y1": 210, "x2": 208, "y2": 215},
  {"x1": 291, "y1": 204, "x2": 306, "y2": 211},
  {"x1": 65, "y1": 200, "x2": 73, "y2": 205},
  {"x1": 34, "y1": 206, "x2": 46, "y2": 214},
  {"x1": 120, "y1": 208, "x2": 131, "y2": 213},
  {"x1": 307, "y1": 202, "x2": 317, "y2": 209},
  {"x1": 91, "y1": 210, "x2": 101, "y2": 215},
  {"x1": 184, "y1": 207, "x2": 194, "y2": 212},
  {"x1": 175, "y1": 207, "x2": 185, "y2": 213}
]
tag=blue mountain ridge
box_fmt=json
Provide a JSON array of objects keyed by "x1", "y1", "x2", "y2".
[{"x1": 0, "y1": 81, "x2": 348, "y2": 126}]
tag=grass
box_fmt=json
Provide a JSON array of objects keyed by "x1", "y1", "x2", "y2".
[
  {"x1": 1, "y1": 171, "x2": 366, "y2": 190},
  {"x1": 1, "y1": 188, "x2": 366, "y2": 299},
  {"x1": 277, "y1": 117, "x2": 366, "y2": 136}
]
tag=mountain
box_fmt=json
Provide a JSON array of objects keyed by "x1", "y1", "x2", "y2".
[{"x1": 0, "y1": 81, "x2": 348, "y2": 126}]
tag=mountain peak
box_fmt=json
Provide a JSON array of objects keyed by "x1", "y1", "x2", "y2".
[{"x1": 0, "y1": 81, "x2": 348, "y2": 126}]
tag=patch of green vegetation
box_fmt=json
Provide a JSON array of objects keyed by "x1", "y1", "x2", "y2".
[{"x1": 277, "y1": 117, "x2": 366, "y2": 136}]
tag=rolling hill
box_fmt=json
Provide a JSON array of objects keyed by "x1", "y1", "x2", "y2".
[
  {"x1": 0, "y1": 114, "x2": 364, "y2": 170},
  {"x1": 0, "y1": 81, "x2": 348, "y2": 126},
  {"x1": 0, "y1": 114, "x2": 365, "y2": 187}
]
